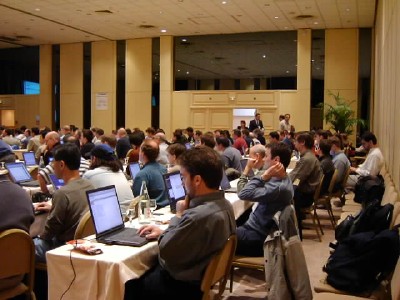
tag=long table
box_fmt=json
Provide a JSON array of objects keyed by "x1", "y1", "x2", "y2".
[{"x1": 46, "y1": 194, "x2": 252, "y2": 300}]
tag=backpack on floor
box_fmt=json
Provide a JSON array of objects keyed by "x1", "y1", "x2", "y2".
[
  {"x1": 324, "y1": 226, "x2": 400, "y2": 294},
  {"x1": 335, "y1": 199, "x2": 393, "y2": 243}
]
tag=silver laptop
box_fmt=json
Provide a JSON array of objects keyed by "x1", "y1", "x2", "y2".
[
  {"x1": 162, "y1": 171, "x2": 186, "y2": 213},
  {"x1": 86, "y1": 185, "x2": 149, "y2": 247},
  {"x1": 5, "y1": 162, "x2": 40, "y2": 187},
  {"x1": 22, "y1": 151, "x2": 37, "y2": 167}
]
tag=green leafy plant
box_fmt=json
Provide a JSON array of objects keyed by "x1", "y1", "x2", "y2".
[{"x1": 318, "y1": 91, "x2": 365, "y2": 135}]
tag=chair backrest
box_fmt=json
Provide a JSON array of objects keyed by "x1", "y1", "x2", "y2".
[
  {"x1": 313, "y1": 174, "x2": 325, "y2": 202},
  {"x1": 327, "y1": 169, "x2": 338, "y2": 195},
  {"x1": 0, "y1": 229, "x2": 35, "y2": 298},
  {"x1": 341, "y1": 166, "x2": 351, "y2": 189},
  {"x1": 74, "y1": 210, "x2": 95, "y2": 239},
  {"x1": 201, "y1": 234, "x2": 237, "y2": 300}
]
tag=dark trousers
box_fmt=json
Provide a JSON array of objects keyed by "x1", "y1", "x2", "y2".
[
  {"x1": 293, "y1": 188, "x2": 314, "y2": 240},
  {"x1": 124, "y1": 264, "x2": 203, "y2": 300},
  {"x1": 235, "y1": 225, "x2": 265, "y2": 257}
]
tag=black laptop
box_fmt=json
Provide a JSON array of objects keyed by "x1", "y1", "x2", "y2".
[
  {"x1": 5, "y1": 162, "x2": 40, "y2": 187},
  {"x1": 86, "y1": 185, "x2": 149, "y2": 247},
  {"x1": 22, "y1": 151, "x2": 37, "y2": 167},
  {"x1": 220, "y1": 169, "x2": 237, "y2": 193},
  {"x1": 162, "y1": 171, "x2": 186, "y2": 213}
]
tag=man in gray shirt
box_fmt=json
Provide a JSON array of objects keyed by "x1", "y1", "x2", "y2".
[{"x1": 216, "y1": 136, "x2": 242, "y2": 179}]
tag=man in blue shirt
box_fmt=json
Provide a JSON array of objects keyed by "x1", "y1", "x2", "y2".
[
  {"x1": 236, "y1": 142, "x2": 294, "y2": 256},
  {"x1": 132, "y1": 139, "x2": 168, "y2": 208}
]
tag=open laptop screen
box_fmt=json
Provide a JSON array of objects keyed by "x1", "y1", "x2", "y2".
[
  {"x1": 5, "y1": 162, "x2": 32, "y2": 183},
  {"x1": 163, "y1": 171, "x2": 186, "y2": 212},
  {"x1": 48, "y1": 173, "x2": 64, "y2": 190},
  {"x1": 86, "y1": 185, "x2": 123, "y2": 236},
  {"x1": 128, "y1": 162, "x2": 140, "y2": 180},
  {"x1": 23, "y1": 152, "x2": 37, "y2": 166}
]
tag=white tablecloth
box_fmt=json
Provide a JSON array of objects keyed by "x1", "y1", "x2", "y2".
[{"x1": 47, "y1": 193, "x2": 252, "y2": 300}]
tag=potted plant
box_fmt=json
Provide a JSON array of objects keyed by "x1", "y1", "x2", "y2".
[{"x1": 318, "y1": 91, "x2": 365, "y2": 135}]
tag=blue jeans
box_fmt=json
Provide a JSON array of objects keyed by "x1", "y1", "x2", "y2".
[{"x1": 33, "y1": 237, "x2": 63, "y2": 263}]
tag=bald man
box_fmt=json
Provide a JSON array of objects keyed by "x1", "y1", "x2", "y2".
[
  {"x1": 132, "y1": 139, "x2": 168, "y2": 208},
  {"x1": 116, "y1": 127, "x2": 131, "y2": 161}
]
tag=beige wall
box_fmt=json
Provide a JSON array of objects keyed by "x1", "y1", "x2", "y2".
[
  {"x1": 0, "y1": 95, "x2": 39, "y2": 128},
  {"x1": 125, "y1": 38, "x2": 152, "y2": 130},
  {"x1": 60, "y1": 43, "x2": 83, "y2": 129},
  {"x1": 91, "y1": 41, "x2": 117, "y2": 134},
  {"x1": 374, "y1": 0, "x2": 400, "y2": 190},
  {"x1": 324, "y1": 28, "x2": 359, "y2": 142},
  {"x1": 39, "y1": 45, "x2": 53, "y2": 128}
]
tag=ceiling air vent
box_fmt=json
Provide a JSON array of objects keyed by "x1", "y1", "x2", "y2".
[
  {"x1": 94, "y1": 10, "x2": 113, "y2": 14},
  {"x1": 295, "y1": 14, "x2": 314, "y2": 20},
  {"x1": 138, "y1": 25, "x2": 156, "y2": 29}
]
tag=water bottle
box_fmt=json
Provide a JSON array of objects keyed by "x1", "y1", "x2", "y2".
[
  {"x1": 39, "y1": 155, "x2": 45, "y2": 168},
  {"x1": 138, "y1": 181, "x2": 151, "y2": 223}
]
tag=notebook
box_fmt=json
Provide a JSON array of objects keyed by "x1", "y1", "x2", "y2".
[
  {"x1": 22, "y1": 151, "x2": 37, "y2": 167},
  {"x1": 86, "y1": 185, "x2": 149, "y2": 247},
  {"x1": 220, "y1": 169, "x2": 237, "y2": 193},
  {"x1": 128, "y1": 162, "x2": 140, "y2": 180},
  {"x1": 5, "y1": 162, "x2": 40, "y2": 187},
  {"x1": 162, "y1": 171, "x2": 186, "y2": 213},
  {"x1": 240, "y1": 158, "x2": 255, "y2": 177},
  {"x1": 48, "y1": 173, "x2": 64, "y2": 190}
]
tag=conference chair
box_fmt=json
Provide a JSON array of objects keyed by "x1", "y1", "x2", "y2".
[
  {"x1": 331, "y1": 167, "x2": 351, "y2": 206},
  {"x1": 74, "y1": 210, "x2": 95, "y2": 239},
  {"x1": 301, "y1": 174, "x2": 325, "y2": 242},
  {"x1": 201, "y1": 234, "x2": 237, "y2": 300},
  {"x1": 0, "y1": 229, "x2": 36, "y2": 300},
  {"x1": 229, "y1": 255, "x2": 265, "y2": 293},
  {"x1": 315, "y1": 169, "x2": 339, "y2": 229}
]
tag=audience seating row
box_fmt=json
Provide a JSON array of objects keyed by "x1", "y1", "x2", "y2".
[{"x1": 313, "y1": 163, "x2": 400, "y2": 300}]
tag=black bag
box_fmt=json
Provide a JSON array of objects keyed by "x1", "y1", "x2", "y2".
[
  {"x1": 335, "y1": 200, "x2": 393, "y2": 242},
  {"x1": 354, "y1": 175, "x2": 385, "y2": 207},
  {"x1": 324, "y1": 227, "x2": 400, "y2": 294}
]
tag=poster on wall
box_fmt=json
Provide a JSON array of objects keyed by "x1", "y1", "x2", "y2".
[{"x1": 96, "y1": 92, "x2": 108, "y2": 110}]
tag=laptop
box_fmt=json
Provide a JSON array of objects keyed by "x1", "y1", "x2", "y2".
[
  {"x1": 48, "y1": 173, "x2": 64, "y2": 190},
  {"x1": 185, "y1": 142, "x2": 193, "y2": 150},
  {"x1": 162, "y1": 171, "x2": 186, "y2": 213},
  {"x1": 220, "y1": 169, "x2": 237, "y2": 193},
  {"x1": 5, "y1": 162, "x2": 40, "y2": 187},
  {"x1": 128, "y1": 162, "x2": 141, "y2": 180},
  {"x1": 22, "y1": 151, "x2": 37, "y2": 167},
  {"x1": 86, "y1": 185, "x2": 149, "y2": 247},
  {"x1": 240, "y1": 158, "x2": 255, "y2": 177}
]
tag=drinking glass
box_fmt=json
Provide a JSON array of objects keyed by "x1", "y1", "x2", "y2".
[
  {"x1": 126, "y1": 208, "x2": 136, "y2": 227},
  {"x1": 149, "y1": 199, "x2": 157, "y2": 216}
]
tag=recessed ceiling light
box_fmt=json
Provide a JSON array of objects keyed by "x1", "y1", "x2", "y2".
[
  {"x1": 222, "y1": 1, "x2": 227, "y2": 4},
  {"x1": 161, "y1": 29, "x2": 167, "y2": 33},
  {"x1": 178, "y1": 69, "x2": 181, "y2": 72},
  {"x1": 274, "y1": 16, "x2": 279, "y2": 19},
  {"x1": 182, "y1": 38, "x2": 187, "y2": 42},
  {"x1": 311, "y1": 59, "x2": 315, "y2": 62},
  {"x1": 186, "y1": 71, "x2": 190, "y2": 74},
  {"x1": 313, "y1": 21, "x2": 318, "y2": 25},
  {"x1": 286, "y1": 70, "x2": 290, "y2": 73},
  {"x1": 35, "y1": 8, "x2": 40, "y2": 11},
  {"x1": 262, "y1": 54, "x2": 266, "y2": 58}
]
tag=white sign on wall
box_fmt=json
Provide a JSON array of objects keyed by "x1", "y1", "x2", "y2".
[{"x1": 96, "y1": 92, "x2": 108, "y2": 110}]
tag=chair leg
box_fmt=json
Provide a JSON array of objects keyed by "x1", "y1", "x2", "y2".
[
  {"x1": 313, "y1": 207, "x2": 324, "y2": 235},
  {"x1": 229, "y1": 267, "x2": 234, "y2": 293},
  {"x1": 310, "y1": 212, "x2": 322, "y2": 242}
]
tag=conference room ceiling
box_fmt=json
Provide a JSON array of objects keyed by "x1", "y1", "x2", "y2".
[
  {"x1": 0, "y1": 0, "x2": 376, "y2": 48},
  {"x1": 0, "y1": 0, "x2": 375, "y2": 81}
]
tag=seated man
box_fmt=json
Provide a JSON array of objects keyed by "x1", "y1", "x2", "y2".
[
  {"x1": 0, "y1": 140, "x2": 16, "y2": 163},
  {"x1": 330, "y1": 135, "x2": 351, "y2": 192},
  {"x1": 289, "y1": 132, "x2": 322, "y2": 238},
  {"x1": 37, "y1": 137, "x2": 90, "y2": 194},
  {"x1": 33, "y1": 143, "x2": 94, "y2": 262},
  {"x1": 317, "y1": 139, "x2": 335, "y2": 196},
  {"x1": 124, "y1": 146, "x2": 236, "y2": 300},
  {"x1": 132, "y1": 139, "x2": 168, "y2": 208},
  {"x1": 215, "y1": 136, "x2": 242, "y2": 178},
  {"x1": 236, "y1": 142, "x2": 293, "y2": 256},
  {"x1": 346, "y1": 131, "x2": 384, "y2": 190}
]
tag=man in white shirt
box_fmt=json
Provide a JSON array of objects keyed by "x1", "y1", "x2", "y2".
[
  {"x1": 279, "y1": 113, "x2": 292, "y2": 132},
  {"x1": 346, "y1": 131, "x2": 384, "y2": 189}
]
